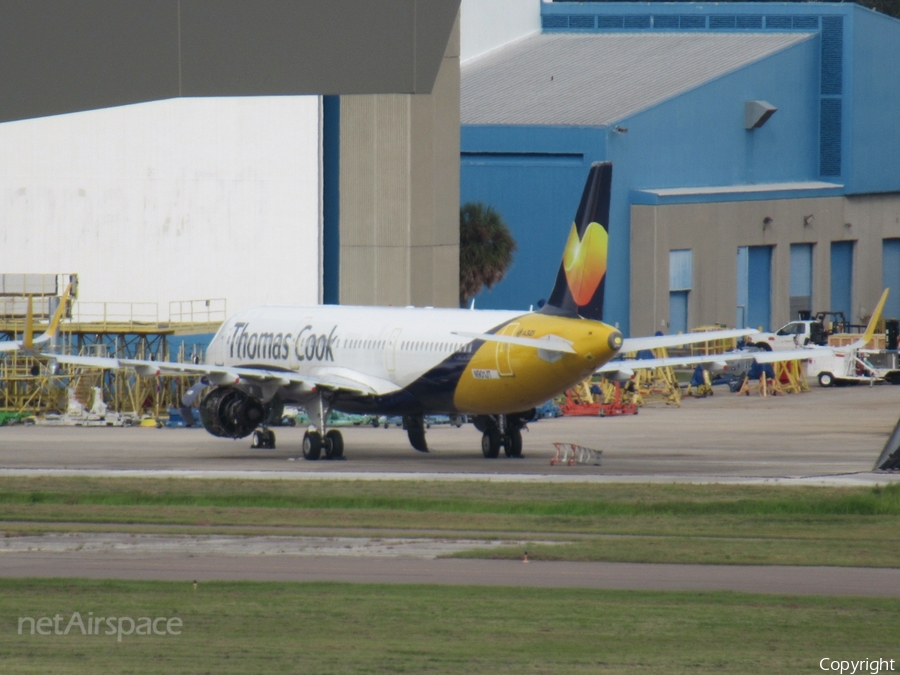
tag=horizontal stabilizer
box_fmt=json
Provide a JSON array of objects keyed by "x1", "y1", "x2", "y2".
[{"x1": 452, "y1": 331, "x2": 577, "y2": 354}]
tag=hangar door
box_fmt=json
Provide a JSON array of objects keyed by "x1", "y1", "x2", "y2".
[
  {"x1": 830, "y1": 241, "x2": 854, "y2": 321},
  {"x1": 883, "y1": 239, "x2": 900, "y2": 321},
  {"x1": 669, "y1": 249, "x2": 692, "y2": 334},
  {"x1": 790, "y1": 244, "x2": 813, "y2": 320},
  {"x1": 737, "y1": 246, "x2": 772, "y2": 331}
]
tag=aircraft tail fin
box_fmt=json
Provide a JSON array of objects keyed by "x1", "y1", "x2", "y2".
[
  {"x1": 851, "y1": 288, "x2": 889, "y2": 349},
  {"x1": 12, "y1": 283, "x2": 73, "y2": 352},
  {"x1": 540, "y1": 162, "x2": 612, "y2": 322},
  {"x1": 22, "y1": 296, "x2": 35, "y2": 350},
  {"x1": 36, "y1": 282, "x2": 73, "y2": 345}
]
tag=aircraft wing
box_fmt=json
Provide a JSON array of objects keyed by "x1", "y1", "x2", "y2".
[
  {"x1": 620, "y1": 328, "x2": 758, "y2": 353},
  {"x1": 750, "y1": 347, "x2": 834, "y2": 363},
  {"x1": 597, "y1": 346, "x2": 830, "y2": 378},
  {"x1": 596, "y1": 353, "x2": 737, "y2": 376},
  {"x1": 46, "y1": 353, "x2": 401, "y2": 397}
]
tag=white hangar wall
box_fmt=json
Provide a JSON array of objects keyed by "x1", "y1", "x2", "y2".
[
  {"x1": 0, "y1": 96, "x2": 321, "y2": 316},
  {"x1": 460, "y1": 0, "x2": 540, "y2": 64}
]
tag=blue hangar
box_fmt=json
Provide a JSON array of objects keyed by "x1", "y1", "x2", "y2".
[{"x1": 460, "y1": 1, "x2": 900, "y2": 336}]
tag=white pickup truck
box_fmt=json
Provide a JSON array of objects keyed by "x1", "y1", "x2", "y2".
[{"x1": 753, "y1": 320, "x2": 830, "y2": 351}]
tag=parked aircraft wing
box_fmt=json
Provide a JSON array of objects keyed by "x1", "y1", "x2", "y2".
[
  {"x1": 596, "y1": 353, "x2": 732, "y2": 375},
  {"x1": 597, "y1": 345, "x2": 831, "y2": 379},
  {"x1": 46, "y1": 353, "x2": 398, "y2": 397},
  {"x1": 750, "y1": 347, "x2": 834, "y2": 363},
  {"x1": 620, "y1": 328, "x2": 758, "y2": 354}
]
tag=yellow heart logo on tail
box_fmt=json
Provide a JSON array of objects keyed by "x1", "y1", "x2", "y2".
[{"x1": 563, "y1": 221, "x2": 608, "y2": 306}]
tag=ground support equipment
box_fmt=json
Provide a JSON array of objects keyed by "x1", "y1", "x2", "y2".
[
  {"x1": 551, "y1": 442, "x2": 602, "y2": 466},
  {"x1": 559, "y1": 380, "x2": 638, "y2": 417}
]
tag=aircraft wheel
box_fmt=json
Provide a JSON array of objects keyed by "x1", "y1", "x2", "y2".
[
  {"x1": 503, "y1": 428, "x2": 523, "y2": 458},
  {"x1": 818, "y1": 372, "x2": 835, "y2": 387},
  {"x1": 302, "y1": 431, "x2": 322, "y2": 460},
  {"x1": 325, "y1": 429, "x2": 344, "y2": 459},
  {"x1": 251, "y1": 429, "x2": 275, "y2": 449},
  {"x1": 482, "y1": 431, "x2": 501, "y2": 459}
]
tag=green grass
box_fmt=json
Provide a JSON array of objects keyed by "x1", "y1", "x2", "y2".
[
  {"x1": 0, "y1": 578, "x2": 897, "y2": 674},
  {"x1": 1, "y1": 477, "x2": 899, "y2": 566},
  {"x1": 2, "y1": 478, "x2": 899, "y2": 516}
]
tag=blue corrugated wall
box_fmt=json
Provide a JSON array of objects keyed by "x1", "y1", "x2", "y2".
[
  {"x1": 848, "y1": 9, "x2": 900, "y2": 193},
  {"x1": 461, "y1": 33, "x2": 819, "y2": 334},
  {"x1": 460, "y1": 126, "x2": 606, "y2": 313}
]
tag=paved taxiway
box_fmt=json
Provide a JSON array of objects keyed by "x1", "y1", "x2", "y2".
[
  {"x1": 1, "y1": 384, "x2": 899, "y2": 482},
  {"x1": 2, "y1": 384, "x2": 899, "y2": 594},
  {"x1": 2, "y1": 551, "x2": 898, "y2": 597},
  {"x1": 1, "y1": 533, "x2": 898, "y2": 596}
]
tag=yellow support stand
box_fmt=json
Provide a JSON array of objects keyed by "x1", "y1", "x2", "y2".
[
  {"x1": 685, "y1": 368, "x2": 714, "y2": 398},
  {"x1": 774, "y1": 359, "x2": 810, "y2": 394},
  {"x1": 632, "y1": 347, "x2": 682, "y2": 407}
]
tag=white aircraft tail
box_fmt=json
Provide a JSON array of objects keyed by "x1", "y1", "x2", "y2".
[
  {"x1": 849, "y1": 288, "x2": 889, "y2": 350},
  {"x1": 0, "y1": 283, "x2": 72, "y2": 353}
]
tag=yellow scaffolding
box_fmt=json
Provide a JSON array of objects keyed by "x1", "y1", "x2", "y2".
[{"x1": 1, "y1": 296, "x2": 223, "y2": 416}]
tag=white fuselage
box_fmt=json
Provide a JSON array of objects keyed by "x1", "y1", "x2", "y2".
[
  {"x1": 202, "y1": 303, "x2": 621, "y2": 416},
  {"x1": 207, "y1": 304, "x2": 524, "y2": 389}
]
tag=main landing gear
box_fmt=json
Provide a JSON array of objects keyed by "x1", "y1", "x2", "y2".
[
  {"x1": 401, "y1": 411, "x2": 533, "y2": 458},
  {"x1": 302, "y1": 428, "x2": 344, "y2": 460},
  {"x1": 473, "y1": 412, "x2": 532, "y2": 459},
  {"x1": 472, "y1": 410, "x2": 534, "y2": 459},
  {"x1": 300, "y1": 391, "x2": 344, "y2": 461}
]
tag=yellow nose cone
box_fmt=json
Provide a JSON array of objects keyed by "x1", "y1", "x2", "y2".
[{"x1": 453, "y1": 314, "x2": 623, "y2": 414}]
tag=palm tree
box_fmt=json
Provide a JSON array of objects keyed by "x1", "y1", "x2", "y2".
[{"x1": 459, "y1": 202, "x2": 517, "y2": 305}]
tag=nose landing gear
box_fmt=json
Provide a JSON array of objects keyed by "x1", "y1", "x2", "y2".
[{"x1": 251, "y1": 428, "x2": 276, "y2": 449}]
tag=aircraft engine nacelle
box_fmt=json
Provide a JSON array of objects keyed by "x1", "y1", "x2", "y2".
[{"x1": 198, "y1": 387, "x2": 265, "y2": 439}]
